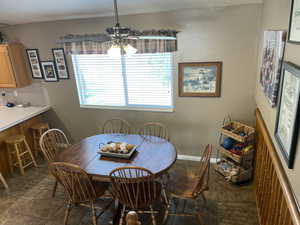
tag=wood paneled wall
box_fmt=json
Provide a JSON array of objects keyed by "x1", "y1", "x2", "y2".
[{"x1": 255, "y1": 109, "x2": 300, "y2": 225}]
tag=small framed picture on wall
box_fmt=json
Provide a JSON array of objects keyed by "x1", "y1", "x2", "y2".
[
  {"x1": 52, "y1": 48, "x2": 69, "y2": 79},
  {"x1": 26, "y1": 49, "x2": 43, "y2": 79},
  {"x1": 41, "y1": 61, "x2": 58, "y2": 82},
  {"x1": 289, "y1": 0, "x2": 300, "y2": 43}
]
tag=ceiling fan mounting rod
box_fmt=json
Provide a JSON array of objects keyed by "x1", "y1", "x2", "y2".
[{"x1": 113, "y1": 0, "x2": 120, "y2": 26}]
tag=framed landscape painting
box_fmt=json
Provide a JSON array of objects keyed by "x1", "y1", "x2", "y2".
[
  {"x1": 289, "y1": 0, "x2": 300, "y2": 43},
  {"x1": 178, "y1": 62, "x2": 222, "y2": 97},
  {"x1": 275, "y1": 62, "x2": 300, "y2": 169},
  {"x1": 260, "y1": 30, "x2": 286, "y2": 107}
]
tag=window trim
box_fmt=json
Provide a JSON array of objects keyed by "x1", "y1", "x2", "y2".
[
  {"x1": 72, "y1": 53, "x2": 175, "y2": 112},
  {"x1": 79, "y1": 104, "x2": 174, "y2": 112}
]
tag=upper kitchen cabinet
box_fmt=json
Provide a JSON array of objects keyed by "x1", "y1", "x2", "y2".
[{"x1": 0, "y1": 43, "x2": 32, "y2": 88}]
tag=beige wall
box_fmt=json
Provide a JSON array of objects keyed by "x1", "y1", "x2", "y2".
[
  {"x1": 256, "y1": 0, "x2": 300, "y2": 202},
  {"x1": 1, "y1": 4, "x2": 261, "y2": 156}
]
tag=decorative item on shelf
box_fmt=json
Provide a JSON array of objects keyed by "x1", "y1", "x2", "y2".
[
  {"x1": 260, "y1": 30, "x2": 286, "y2": 107},
  {"x1": 178, "y1": 62, "x2": 222, "y2": 97},
  {"x1": 215, "y1": 115, "x2": 255, "y2": 184},
  {"x1": 26, "y1": 49, "x2": 43, "y2": 79},
  {"x1": 222, "y1": 137, "x2": 236, "y2": 150},
  {"x1": 41, "y1": 61, "x2": 58, "y2": 82},
  {"x1": 52, "y1": 48, "x2": 69, "y2": 79},
  {"x1": 275, "y1": 62, "x2": 300, "y2": 169},
  {"x1": 288, "y1": 0, "x2": 300, "y2": 43}
]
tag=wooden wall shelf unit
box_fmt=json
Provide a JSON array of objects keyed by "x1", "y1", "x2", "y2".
[
  {"x1": 215, "y1": 119, "x2": 255, "y2": 184},
  {"x1": 255, "y1": 109, "x2": 300, "y2": 225},
  {"x1": 0, "y1": 115, "x2": 43, "y2": 177},
  {"x1": 0, "y1": 43, "x2": 32, "y2": 88}
]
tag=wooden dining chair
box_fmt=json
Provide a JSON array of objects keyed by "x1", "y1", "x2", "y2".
[
  {"x1": 102, "y1": 118, "x2": 131, "y2": 134},
  {"x1": 39, "y1": 128, "x2": 71, "y2": 197},
  {"x1": 109, "y1": 166, "x2": 167, "y2": 225},
  {"x1": 164, "y1": 144, "x2": 213, "y2": 223},
  {"x1": 140, "y1": 122, "x2": 169, "y2": 141},
  {"x1": 50, "y1": 162, "x2": 112, "y2": 225}
]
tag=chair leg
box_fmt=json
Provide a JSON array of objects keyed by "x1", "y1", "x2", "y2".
[
  {"x1": 0, "y1": 173, "x2": 8, "y2": 189},
  {"x1": 200, "y1": 193, "x2": 207, "y2": 205},
  {"x1": 24, "y1": 139, "x2": 38, "y2": 167},
  {"x1": 119, "y1": 205, "x2": 126, "y2": 225},
  {"x1": 64, "y1": 201, "x2": 73, "y2": 225},
  {"x1": 15, "y1": 144, "x2": 25, "y2": 176},
  {"x1": 150, "y1": 205, "x2": 157, "y2": 225},
  {"x1": 195, "y1": 200, "x2": 204, "y2": 225},
  {"x1": 162, "y1": 195, "x2": 171, "y2": 224},
  {"x1": 91, "y1": 201, "x2": 97, "y2": 225},
  {"x1": 7, "y1": 146, "x2": 14, "y2": 174},
  {"x1": 52, "y1": 180, "x2": 58, "y2": 197}
]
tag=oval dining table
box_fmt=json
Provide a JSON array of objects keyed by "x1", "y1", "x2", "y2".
[
  {"x1": 57, "y1": 134, "x2": 177, "y2": 224},
  {"x1": 57, "y1": 133, "x2": 177, "y2": 179}
]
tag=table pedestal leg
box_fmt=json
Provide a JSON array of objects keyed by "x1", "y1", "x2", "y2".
[{"x1": 113, "y1": 199, "x2": 122, "y2": 225}]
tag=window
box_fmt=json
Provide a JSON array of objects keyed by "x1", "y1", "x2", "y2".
[{"x1": 72, "y1": 53, "x2": 174, "y2": 112}]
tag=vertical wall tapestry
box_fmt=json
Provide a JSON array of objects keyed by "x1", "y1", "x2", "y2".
[{"x1": 260, "y1": 30, "x2": 286, "y2": 107}]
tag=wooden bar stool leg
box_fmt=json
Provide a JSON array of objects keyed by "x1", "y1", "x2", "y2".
[
  {"x1": 0, "y1": 173, "x2": 8, "y2": 189},
  {"x1": 24, "y1": 139, "x2": 38, "y2": 167},
  {"x1": 32, "y1": 130, "x2": 39, "y2": 157},
  {"x1": 14, "y1": 143, "x2": 25, "y2": 176},
  {"x1": 7, "y1": 145, "x2": 14, "y2": 174}
]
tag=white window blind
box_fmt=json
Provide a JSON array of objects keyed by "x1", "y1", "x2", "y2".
[{"x1": 72, "y1": 53, "x2": 173, "y2": 112}]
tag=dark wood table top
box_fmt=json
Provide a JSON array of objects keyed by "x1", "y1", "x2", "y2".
[{"x1": 57, "y1": 134, "x2": 177, "y2": 178}]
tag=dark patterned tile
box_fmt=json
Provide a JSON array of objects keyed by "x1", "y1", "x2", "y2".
[{"x1": 0, "y1": 160, "x2": 259, "y2": 225}]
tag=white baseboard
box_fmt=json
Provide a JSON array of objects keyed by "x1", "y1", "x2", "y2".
[{"x1": 178, "y1": 154, "x2": 217, "y2": 163}]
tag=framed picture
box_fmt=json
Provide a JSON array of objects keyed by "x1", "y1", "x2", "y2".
[
  {"x1": 26, "y1": 49, "x2": 43, "y2": 79},
  {"x1": 178, "y1": 62, "x2": 222, "y2": 97},
  {"x1": 275, "y1": 62, "x2": 300, "y2": 169},
  {"x1": 289, "y1": 0, "x2": 300, "y2": 43},
  {"x1": 260, "y1": 31, "x2": 286, "y2": 107},
  {"x1": 41, "y1": 61, "x2": 58, "y2": 82},
  {"x1": 52, "y1": 48, "x2": 69, "y2": 79}
]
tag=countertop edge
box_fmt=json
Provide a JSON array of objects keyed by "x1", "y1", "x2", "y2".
[{"x1": 0, "y1": 106, "x2": 51, "y2": 132}]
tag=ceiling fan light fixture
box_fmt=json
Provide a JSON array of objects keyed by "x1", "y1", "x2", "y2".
[
  {"x1": 123, "y1": 44, "x2": 137, "y2": 56},
  {"x1": 107, "y1": 44, "x2": 121, "y2": 57}
]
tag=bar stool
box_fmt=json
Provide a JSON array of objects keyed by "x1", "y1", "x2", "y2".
[
  {"x1": 31, "y1": 122, "x2": 50, "y2": 157},
  {"x1": 5, "y1": 134, "x2": 38, "y2": 176},
  {"x1": 0, "y1": 173, "x2": 8, "y2": 189}
]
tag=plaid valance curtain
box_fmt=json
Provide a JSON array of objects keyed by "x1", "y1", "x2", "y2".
[{"x1": 58, "y1": 30, "x2": 178, "y2": 54}]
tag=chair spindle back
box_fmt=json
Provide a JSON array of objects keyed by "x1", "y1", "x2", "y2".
[
  {"x1": 110, "y1": 167, "x2": 160, "y2": 209},
  {"x1": 39, "y1": 128, "x2": 70, "y2": 162},
  {"x1": 102, "y1": 118, "x2": 131, "y2": 134},
  {"x1": 50, "y1": 162, "x2": 97, "y2": 203},
  {"x1": 140, "y1": 122, "x2": 169, "y2": 141}
]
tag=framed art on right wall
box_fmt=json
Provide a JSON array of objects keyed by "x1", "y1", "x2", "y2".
[
  {"x1": 289, "y1": 0, "x2": 300, "y2": 43},
  {"x1": 275, "y1": 62, "x2": 300, "y2": 169}
]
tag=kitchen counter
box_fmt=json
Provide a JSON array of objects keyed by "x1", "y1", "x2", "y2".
[{"x1": 0, "y1": 105, "x2": 51, "y2": 132}]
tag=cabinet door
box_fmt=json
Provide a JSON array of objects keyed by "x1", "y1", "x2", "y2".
[{"x1": 0, "y1": 46, "x2": 16, "y2": 88}]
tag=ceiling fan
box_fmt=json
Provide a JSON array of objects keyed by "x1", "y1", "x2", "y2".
[
  {"x1": 106, "y1": 0, "x2": 176, "y2": 55},
  {"x1": 105, "y1": 0, "x2": 139, "y2": 56}
]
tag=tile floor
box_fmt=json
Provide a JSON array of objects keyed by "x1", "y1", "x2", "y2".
[{"x1": 0, "y1": 160, "x2": 259, "y2": 225}]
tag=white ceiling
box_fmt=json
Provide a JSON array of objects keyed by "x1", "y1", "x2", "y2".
[{"x1": 0, "y1": 0, "x2": 262, "y2": 25}]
